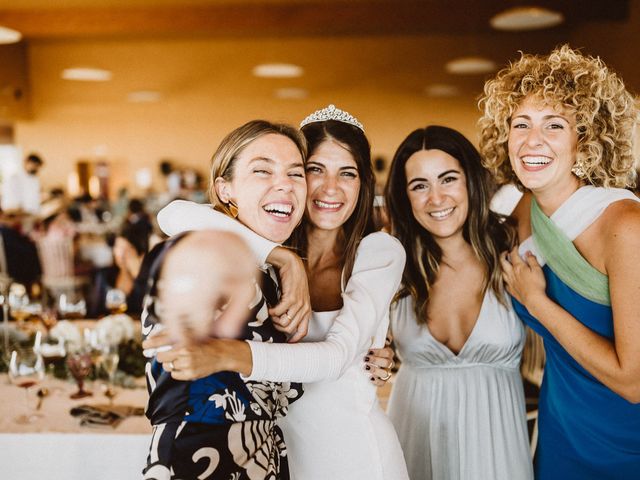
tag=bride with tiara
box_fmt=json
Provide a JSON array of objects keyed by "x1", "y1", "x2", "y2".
[{"x1": 146, "y1": 105, "x2": 410, "y2": 479}]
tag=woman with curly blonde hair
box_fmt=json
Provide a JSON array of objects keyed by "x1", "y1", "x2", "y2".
[{"x1": 479, "y1": 45, "x2": 640, "y2": 479}]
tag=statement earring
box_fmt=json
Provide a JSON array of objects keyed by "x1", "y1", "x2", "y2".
[
  {"x1": 571, "y1": 159, "x2": 587, "y2": 179},
  {"x1": 227, "y1": 200, "x2": 239, "y2": 218}
]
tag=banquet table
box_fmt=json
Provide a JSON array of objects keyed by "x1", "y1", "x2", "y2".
[{"x1": 0, "y1": 373, "x2": 151, "y2": 480}]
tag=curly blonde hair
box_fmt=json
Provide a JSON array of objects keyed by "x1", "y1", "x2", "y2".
[{"x1": 478, "y1": 45, "x2": 638, "y2": 189}]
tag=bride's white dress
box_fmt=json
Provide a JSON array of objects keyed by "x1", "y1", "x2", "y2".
[
  {"x1": 245, "y1": 232, "x2": 409, "y2": 479},
  {"x1": 278, "y1": 308, "x2": 408, "y2": 479},
  {"x1": 387, "y1": 290, "x2": 533, "y2": 480},
  {"x1": 157, "y1": 200, "x2": 409, "y2": 480}
]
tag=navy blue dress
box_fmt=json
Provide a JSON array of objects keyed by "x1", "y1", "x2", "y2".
[{"x1": 141, "y1": 236, "x2": 303, "y2": 480}]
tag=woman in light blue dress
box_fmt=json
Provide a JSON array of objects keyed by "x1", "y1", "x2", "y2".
[
  {"x1": 384, "y1": 125, "x2": 532, "y2": 480},
  {"x1": 479, "y1": 45, "x2": 640, "y2": 479}
]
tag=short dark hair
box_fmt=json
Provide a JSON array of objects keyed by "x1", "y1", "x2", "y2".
[{"x1": 26, "y1": 154, "x2": 43, "y2": 166}]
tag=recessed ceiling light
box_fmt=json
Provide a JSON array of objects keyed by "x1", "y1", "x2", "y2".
[
  {"x1": 252, "y1": 63, "x2": 304, "y2": 78},
  {"x1": 274, "y1": 88, "x2": 308, "y2": 100},
  {"x1": 127, "y1": 90, "x2": 162, "y2": 103},
  {"x1": 61, "y1": 67, "x2": 112, "y2": 82},
  {"x1": 0, "y1": 26, "x2": 21, "y2": 44},
  {"x1": 490, "y1": 6, "x2": 564, "y2": 31},
  {"x1": 445, "y1": 57, "x2": 497, "y2": 75},
  {"x1": 425, "y1": 84, "x2": 460, "y2": 97}
]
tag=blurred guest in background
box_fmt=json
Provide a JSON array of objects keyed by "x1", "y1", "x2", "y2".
[
  {"x1": 1, "y1": 153, "x2": 44, "y2": 215},
  {"x1": 0, "y1": 212, "x2": 41, "y2": 288}
]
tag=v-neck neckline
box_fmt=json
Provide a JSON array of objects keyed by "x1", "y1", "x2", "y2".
[{"x1": 423, "y1": 289, "x2": 491, "y2": 358}]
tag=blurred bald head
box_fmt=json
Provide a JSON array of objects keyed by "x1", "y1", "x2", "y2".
[{"x1": 158, "y1": 231, "x2": 257, "y2": 344}]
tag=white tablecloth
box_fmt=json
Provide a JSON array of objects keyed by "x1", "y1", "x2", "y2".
[
  {"x1": 0, "y1": 433, "x2": 149, "y2": 480},
  {"x1": 0, "y1": 374, "x2": 151, "y2": 479}
]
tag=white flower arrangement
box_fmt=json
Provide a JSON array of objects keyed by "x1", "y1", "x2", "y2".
[
  {"x1": 50, "y1": 320, "x2": 83, "y2": 351},
  {"x1": 94, "y1": 314, "x2": 137, "y2": 347}
]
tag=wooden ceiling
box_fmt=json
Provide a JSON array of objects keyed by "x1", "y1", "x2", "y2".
[
  {"x1": 0, "y1": 1, "x2": 638, "y2": 124},
  {"x1": 0, "y1": 1, "x2": 630, "y2": 38}
]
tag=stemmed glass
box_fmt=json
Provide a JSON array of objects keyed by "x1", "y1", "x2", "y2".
[
  {"x1": 8, "y1": 347, "x2": 45, "y2": 424},
  {"x1": 89, "y1": 330, "x2": 120, "y2": 401},
  {"x1": 0, "y1": 277, "x2": 12, "y2": 371},
  {"x1": 8, "y1": 284, "x2": 30, "y2": 326},
  {"x1": 34, "y1": 330, "x2": 66, "y2": 394},
  {"x1": 101, "y1": 344, "x2": 120, "y2": 402},
  {"x1": 39, "y1": 308, "x2": 58, "y2": 334},
  {"x1": 58, "y1": 293, "x2": 87, "y2": 320},
  {"x1": 66, "y1": 352, "x2": 93, "y2": 399},
  {"x1": 105, "y1": 288, "x2": 127, "y2": 314}
]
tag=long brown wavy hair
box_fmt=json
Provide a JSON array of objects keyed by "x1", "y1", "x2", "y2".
[
  {"x1": 288, "y1": 120, "x2": 376, "y2": 284},
  {"x1": 385, "y1": 125, "x2": 515, "y2": 324}
]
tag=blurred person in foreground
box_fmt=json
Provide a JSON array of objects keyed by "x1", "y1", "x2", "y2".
[{"x1": 142, "y1": 120, "x2": 306, "y2": 480}]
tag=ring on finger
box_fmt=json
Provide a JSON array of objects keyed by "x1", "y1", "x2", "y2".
[
  {"x1": 166, "y1": 361, "x2": 175, "y2": 371},
  {"x1": 380, "y1": 370, "x2": 392, "y2": 381},
  {"x1": 284, "y1": 312, "x2": 293, "y2": 323},
  {"x1": 388, "y1": 359, "x2": 396, "y2": 371}
]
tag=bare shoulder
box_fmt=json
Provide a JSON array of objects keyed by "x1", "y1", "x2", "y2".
[
  {"x1": 510, "y1": 191, "x2": 532, "y2": 241},
  {"x1": 599, "y1": 199, "x2": 640, "y2": 272},
  {"x1": 600, "y1": 199, "x2": 640, "y2": 240}
]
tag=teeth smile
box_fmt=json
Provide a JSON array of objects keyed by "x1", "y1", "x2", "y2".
[
  {"x1": 429, "y1": 207, "x2": 454, "y2": 219},
  {"x1": 263, "y1": 203, "x2": 293, "y2": 217},
  {"x1": 314, "y1": 200, "x2": 342, "y2": 210},
  {"x1": 522, "y1": 156, "x2": 551, "y2": 166}
]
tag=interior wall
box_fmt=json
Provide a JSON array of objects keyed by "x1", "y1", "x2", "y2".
[{"x1": 12, "y1": 35, "x2": 484, "y2": 196}]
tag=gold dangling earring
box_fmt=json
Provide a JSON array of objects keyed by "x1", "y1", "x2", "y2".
[
  {"x1": 227, "y1": 200, "x2": 239, "y2": 218},
  {"x1": 571, "y1": 159, "x2": 586, "y2": 179}
]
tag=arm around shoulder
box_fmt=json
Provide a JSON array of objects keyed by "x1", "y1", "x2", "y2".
[
  {"x1": 247, "y1": 231, "x2": 406, "y2": 383},
  {"x1": 157, "y1": 199, "x2": 278, "y2": 265}
]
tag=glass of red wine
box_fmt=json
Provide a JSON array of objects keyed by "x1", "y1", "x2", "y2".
[
  {"x1": 66, "y1": 352, "x2": 93, "y2": 399},
  {"x1": 8, "y1": 348, "x2": 45, "y2": 424}
]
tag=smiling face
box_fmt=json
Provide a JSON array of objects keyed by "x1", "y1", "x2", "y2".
[
  {"x1": 405, "y1": 149, "x2": 468, "y2": 242},
  {"x1": 305, "y1": 139, "x2": 361, "y2": 232},
  {"x1": 215, "y1": 133, "x2": 306, "y2": 243},
  {"x1": 508, "y1": 95, "x2": 579, "y2": 196}
]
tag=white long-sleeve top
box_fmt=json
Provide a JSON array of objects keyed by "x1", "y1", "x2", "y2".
[
  {"x1": 247, "y1": 231, "x2": 404, "y2": 382},
  {"x1": 155, "y1": 199, "x2": 405, "y2": 383},
  {"x1": 157, "y1": 199, "x2": 278, "y2": 267}
]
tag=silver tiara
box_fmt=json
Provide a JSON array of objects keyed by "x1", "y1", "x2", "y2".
[{"x1": 299, "y1": 104, "x2": 364, "y2": 132}]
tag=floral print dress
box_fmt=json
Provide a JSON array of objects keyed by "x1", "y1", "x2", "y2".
[{"x1": 141, "y1": 235, "x2": 303, "y2": 480}]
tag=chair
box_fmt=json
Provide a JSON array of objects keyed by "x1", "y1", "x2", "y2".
[
  {"x1": 35, "y1": 236, "x2": 88, "y2": 308},
  {"x1": 520, "y1": 326, "x2": 545, "y2": 458}
]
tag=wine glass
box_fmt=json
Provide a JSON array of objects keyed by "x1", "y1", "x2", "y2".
[
  {"x1": 34, "y1": 329, "x2": 66, "y2": 392},
  {"x1": 40, "y1": 308, "x2": 58, "y2": 334},
  {"x1": 58, "y1": 293, "x2": 87, "y2": 320},
  {"x1": 101, "y1": 344, "x2": 120, "y2": 402},
  {"x1": 105, "y1": 288, "x2": 127, "y2": 314},
  {"x1": 88, "y1": 330, "x2": 119, "y2": 401},
  {"x1": 66, "y1": 352, "x2": 93, "y2": 399},
  {"x1": 9, "y1": 284, "x2": 30, "y2": 326},
  {"x1": 0, "y1": 274, "x2": 12, "y2": 366},
  {"x1": 8, "y1": 348, "x2": 45, "y2": 424}
]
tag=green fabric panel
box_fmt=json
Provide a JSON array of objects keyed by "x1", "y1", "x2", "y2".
[{"x1": 530, "y1": 198, "x2": 610, "y2": 306}]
